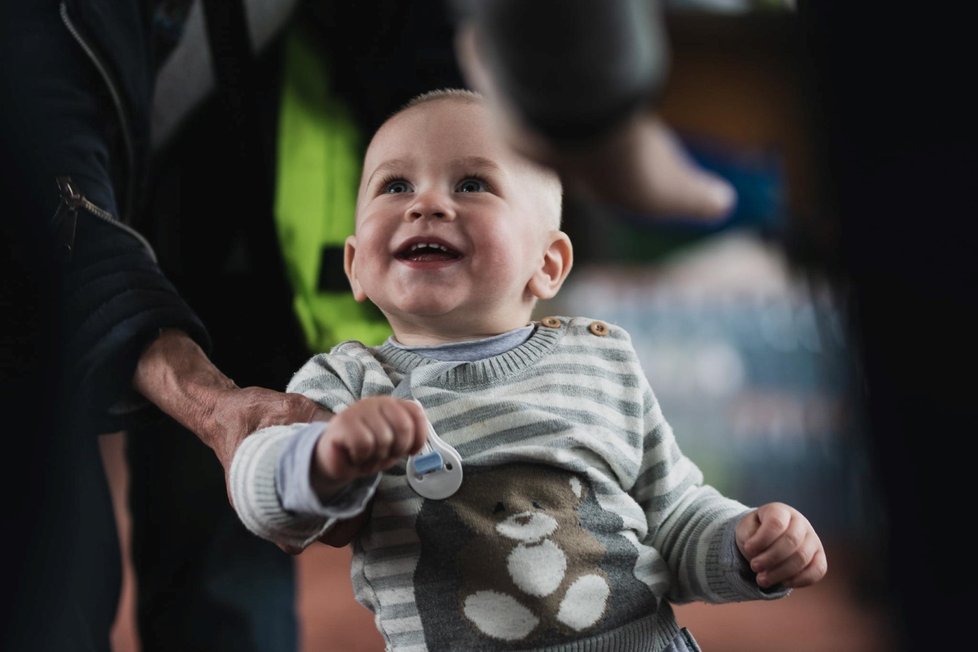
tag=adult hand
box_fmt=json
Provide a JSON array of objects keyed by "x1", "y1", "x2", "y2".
[
  {"x1": 204, "y1": 386, "x2": 332, "y2": 479},
  {"x1": 132, "y1": 329, "x2": 332, "y2": 499},
  {"x1": 454, "y1": 23, "x2": 736, "y2": 222}
]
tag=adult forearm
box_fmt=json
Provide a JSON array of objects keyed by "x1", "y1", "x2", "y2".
[
  {"x1": 133, "y1": 328, "x2": 333, "y2": 472},
  {"x1": 132, "y1": 328, "x2": 236, "y2": 448}
]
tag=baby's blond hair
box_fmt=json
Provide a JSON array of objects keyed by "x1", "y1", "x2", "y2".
[{"x1": 401, "y1": 87, "x2": 483, "y2": 111}]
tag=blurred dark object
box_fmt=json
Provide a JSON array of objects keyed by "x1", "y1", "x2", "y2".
[
  {"x1": 450, "y1": 0, "x2": 668, "y2": 144},
  {"x1": 797, "y1": 2, "x2": 978, "y2": 650}
]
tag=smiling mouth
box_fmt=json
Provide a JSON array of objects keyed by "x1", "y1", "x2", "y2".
[{"x1": 395, "y1": 241, "x2": 463, "y2": 263}]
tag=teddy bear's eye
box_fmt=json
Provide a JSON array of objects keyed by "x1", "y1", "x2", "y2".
[
  {"x1": 493, "y1": 502, "x2": 506, "y2": 514},
  {"x1": 531, "y1": 501, "x2": 542, "y2": 509}
]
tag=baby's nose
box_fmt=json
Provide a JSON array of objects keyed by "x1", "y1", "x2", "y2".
[{"x1": 406, "y1": 189, "x2": 456, "y2": 221}]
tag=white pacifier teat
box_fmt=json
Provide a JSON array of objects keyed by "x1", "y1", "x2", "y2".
[{"x1": 407, "y1": 420, "x2": 463, "y2": 500}]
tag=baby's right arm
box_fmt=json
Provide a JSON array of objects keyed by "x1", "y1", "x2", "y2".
[
  {"x1": 310, "y1": 396, "x2": 429, "y2": 501},
  {"x1": 230, "y1": 397, "x2": 428, "y2": 551},
  {"x1": 296, "y1": 397, "x2": 428, "y2": 548}
]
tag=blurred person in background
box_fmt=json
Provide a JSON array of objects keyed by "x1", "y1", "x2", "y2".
[
  {"x1": 456, "y1": 2, "x2": 978, "y2": 650},
  {"x1": 792, "y1": 3, "x2": 977, "y2": 650},
  {"x1": 0, "y1": 2, "x2": 330, "y2": 650}
]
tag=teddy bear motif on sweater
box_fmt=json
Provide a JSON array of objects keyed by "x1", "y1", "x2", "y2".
[{"x1": 414, "y1": 463, "x2": 639, "y2": 649}]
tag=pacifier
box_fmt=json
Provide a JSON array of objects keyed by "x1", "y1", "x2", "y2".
[{"x1": 407, "y1": 419, "x2": 463, "y2": 500}]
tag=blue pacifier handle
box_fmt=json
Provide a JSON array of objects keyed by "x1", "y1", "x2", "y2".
[
  {"x1": 392, "y1": 363, "x2": 465, "y2": 500},
  {"x1": 412, "y1": 450, "x2": 444, "y2": 475},
  {"x1": 407, "y1": 419, "x2": 463, "y2": 500}
]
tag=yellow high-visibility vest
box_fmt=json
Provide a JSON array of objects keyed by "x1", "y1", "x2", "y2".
[{"x1": 273, "y1": 23, "x2": 391, "y2": 353}]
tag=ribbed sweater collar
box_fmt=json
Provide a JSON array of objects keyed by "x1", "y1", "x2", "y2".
[{"x1": 373, "y1": 320, "x2": 565, "y2": 388}]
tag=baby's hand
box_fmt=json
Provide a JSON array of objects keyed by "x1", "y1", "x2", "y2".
[
  {"x1": 735, "y1": 502, "x2": 828, "y2": 590},
  {"x1": 311, "y1": 397, "x2": 428, "y2": 499}
]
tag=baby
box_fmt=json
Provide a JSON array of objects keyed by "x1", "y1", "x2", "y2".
[{"x1": 230, "y1": 88, "x2": 827, "y2": 652}]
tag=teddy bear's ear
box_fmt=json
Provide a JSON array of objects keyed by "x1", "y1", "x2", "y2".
[{"x1": 569, "y1": 476, "x2": 582, "y2": 499}]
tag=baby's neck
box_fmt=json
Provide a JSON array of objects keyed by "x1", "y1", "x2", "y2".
[
  {"x1": 389, "y1": 318, "x2": 534, "y2": 347},
  {"x1": 387, "y1": 325, "x2": 536, "y2": 363},
  {"x1": 390, "y1": 329, "x2": 517, "y2": 348}
]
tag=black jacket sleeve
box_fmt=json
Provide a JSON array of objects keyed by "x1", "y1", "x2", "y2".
[{"x1": 61, "y1": 213, "x2": 210, "y2": 434}]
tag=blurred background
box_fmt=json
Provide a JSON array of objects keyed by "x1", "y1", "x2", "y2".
[{"x1": 96, "y1": 0, "x2": 962, "y2": 649}]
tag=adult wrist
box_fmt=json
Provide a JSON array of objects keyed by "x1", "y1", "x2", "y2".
[{"x1": 132, "y1": 328, "x2": 236, "y2": 445}]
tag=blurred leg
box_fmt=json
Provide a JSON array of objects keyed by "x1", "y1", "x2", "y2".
[{"x1": 126, "y1": 419, "x2": 296, "y2": 652}]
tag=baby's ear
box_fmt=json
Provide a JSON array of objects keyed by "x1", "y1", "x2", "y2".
[
  {"x1": 528, "y1": 231, "x2": 573, "y2": 300},
  {"x1": 343, "y1": 235, "x2": 368, "y2": 302}
]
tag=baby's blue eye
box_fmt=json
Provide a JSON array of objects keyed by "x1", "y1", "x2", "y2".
[
  {"x1": 456, "y1": 178, "x2": 487, "y2": 193},
  {"x1": 384, "y1": 180, "x2": 411, "y2": 194}
]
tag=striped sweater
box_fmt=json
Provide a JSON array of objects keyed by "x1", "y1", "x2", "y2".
[{"x1": 230, "y1": 317, "x2": 784, "y2": 652}]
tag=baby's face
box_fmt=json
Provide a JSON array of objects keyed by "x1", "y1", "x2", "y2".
[{"x1": 345, "y1": 99, "x2": 561, "y2": 341}]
